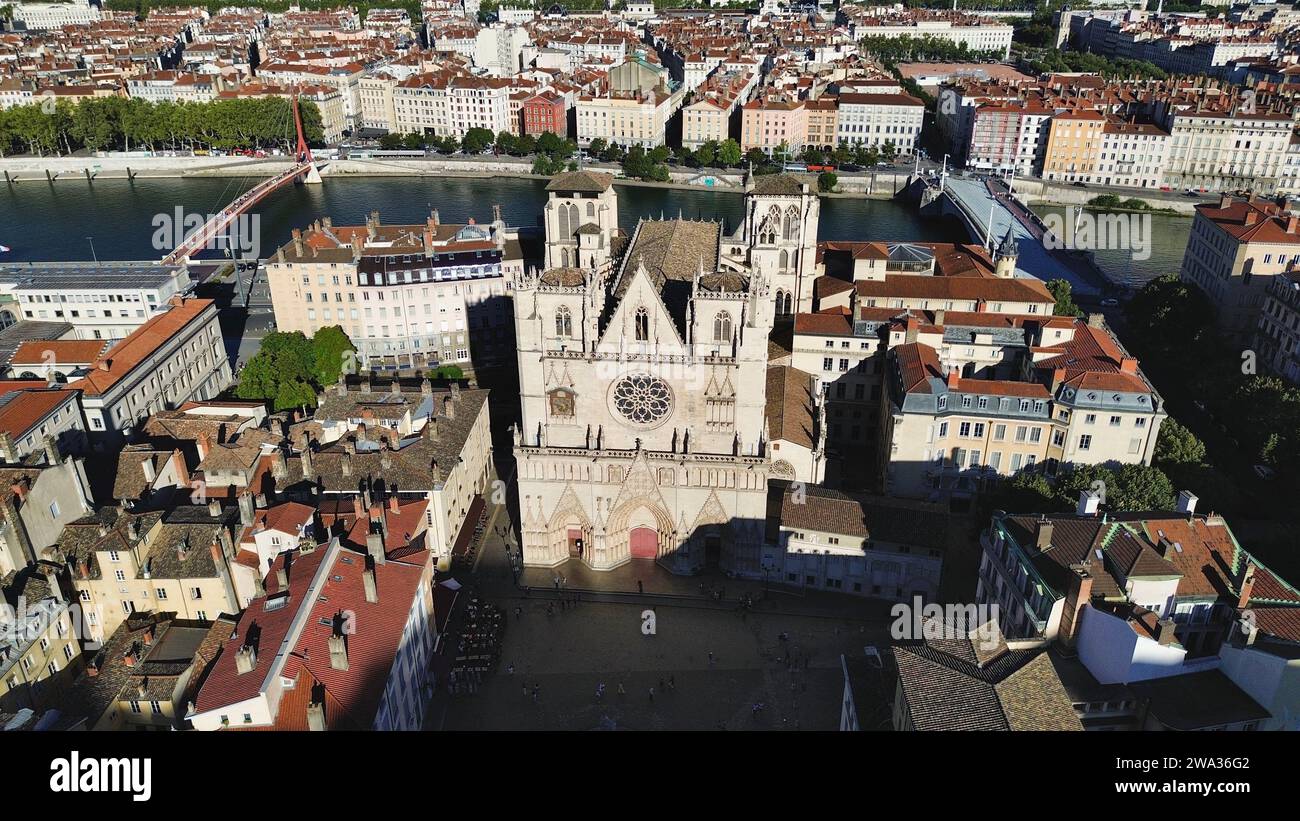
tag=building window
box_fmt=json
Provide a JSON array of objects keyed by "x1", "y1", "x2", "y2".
[
  {"x1": 635, "y1": 307, "x2": 649, "y2": 341},
  {"x1": 713, "y1": 311, "x2": 732, "y2": 343},
  {"x1": 555, "y1": 306, "x2": 573, "y2": 338}
]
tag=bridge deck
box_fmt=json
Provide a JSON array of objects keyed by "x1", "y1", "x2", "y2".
[{"x1": 942, "y1": 176, "x2": 1107, "y2": 297}]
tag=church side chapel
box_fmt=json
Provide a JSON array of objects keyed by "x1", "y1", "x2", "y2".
[{"x1": 512, "y1": 170, "x2": 828, "y2": 575}]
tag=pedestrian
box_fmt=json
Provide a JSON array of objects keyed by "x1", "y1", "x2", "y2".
[
  {"x1": 707, "y1": 651, "x2": 715, "y2": 666},
  {"x1": 637, "y1": 579, "x2": 643, "y2": 594},
  {"x1": 522, "y1": 683, "x2": 529, "y2": 699},
  {"x1": 648, "y1": 686, "x2": 655, "y2": 702},
  {"x1": 617, "y1": 681, "x2": 626, "y2": 696},
  {"x1": 507, "y1": 663, "x2": 514, "y2": 675},
  {"x1": 596, "y1": 682, "x2": 605, "y2": 701},
  {"x1": 553, "y1": 575, "x2": 560, "y2": 591},
  {"x1": 532, "y1": 684, "x2": 539, "y2": 702},
  {"x1": 667, "y1": 675, "x2": 675, "y2": 691},
  {"x1": 514, "y1": 606, "x2": 522, "y2": 620}
]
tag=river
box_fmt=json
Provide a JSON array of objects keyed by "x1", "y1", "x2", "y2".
[
  {"x1": 0, "y1": 176, "x2": 967, "y2": 263},
  {"x1": 0, "y1": 177, "x2": 1192, "y2": 291},
  {"x1": 1031, "y1": 204, "x2": 1193, "y2": 290}
]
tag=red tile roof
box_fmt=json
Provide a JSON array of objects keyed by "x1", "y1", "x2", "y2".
[{"x1": 78, "y1": 298, "x2": 216, "y2": 397}]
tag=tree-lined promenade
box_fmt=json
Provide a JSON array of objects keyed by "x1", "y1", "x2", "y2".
[{"x1": 0, "y1": 96, "x2": 324, "y2": 157}]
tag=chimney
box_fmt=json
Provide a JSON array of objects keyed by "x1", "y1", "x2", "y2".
[
  {"x1": 1060, "y1": 565, "x2": 1093, "y2": 648},
  {"x1": 341, "y1": 452, "x2": 353, "y2": 477},
  {"x1": 390, "y1": 379, "x2": 401, "y2": 396},
  {"x1": 428, "y1": 416, "x2": 439, "y2": 439},
  {"x1": 292, "y1": 227, "x2": 304, "y2": 256},
  {"x1": 1035, "y1": 518, "x2": 1054, "y2": 550},
  {"x1": 442, "y1": 396, "x2": 455, "y2": 419},
  {"x1": 208, "y1": 499, "x2": 222, "y2": 517},
  {"x1": 41, "y1": 565, "x2": 62, "y2": 603},
  {"x1": 363, "y1": 555, "x2": 378, "y2": 603},
  {"x1": 42, "y1": 435, "x2": 61, "y2": 466},
  {"x1": 234, "y1": 644, "x2": 257, "y2": 674},
  {"x1": 1119, "y1": 356, "x2": 1137, "y2": 374},
  {"x1": 449, "y1": 382, "x2": 460, "y2": 400},
  {"x1": 275, "y1": 564, "x2": 288, "y2": 590},
  {"x1": 934, "y1": 308, "x2": 946, "y2": 326},
  {"x1": 1155, "y1": 618, "x2": 1178, "y2": 646},
  {"x1": 196, "y1": 432, "x2": 211, "y2": 462},
  {"x1": 1077, "y1": 490, "x2": 1100, "y2": 517},
  {"x1": 360, "y1": 375, "x2": 371, "y2": 393},
  {"x1": 86, "y1": 658, "x2": 100, "y2": 677},
  {"x1": 366, "y1": 529, "x2": 386, "y2": 565},
  {"x1": 0, "y1": 432, "x2": 16, "y2": 463},
  {"x1": 237, "y1": 491, "x2": 254, "y2": 527},
  {"x1": 388, "y1": 495, "x2": 399, "y2": 513},
  {"x1": 123, "y1": 647, "x2": 139, "y2": 667},
  {"x1": 351, "y1": 494, "x2": 364, "y2": 519},
  {"x1": 946, "y1": 368, "x2": 960, "y2": 390},
  {"x1": 1238, "y1": 562, "x2": 1257, "y2": 610},
  {"x1": 1288, "y1": 215, "x2": 1300, "y2": 234},
  {"x1": 1245, "y1": 211, "x2": 1259, "y2": 227},
  {"x1": 904, "y1": 315, "x2": 919, "y2": 343},
  {"x1": 328, "y1": 633, "x2": 349, "y2": 671},
  {"x1": 421, "y1": 377, "x2": 432, "y2": 397},
  {"x1": 1220, "y1": 193, "x2": 1233, "y2": 209},
  {"x1": 1176, "y1": 490, "x2": 1198, "y2": 517},
  {"x1": 301, "y1": 436, "x2": 314, "y2": 479},
  {"x1": 356, "y1": 422, "x2": 368, "y2": 443},
  {"x1": 1086, "y1": 312, "x2": 1105, "y2": 329},
  {"x1": 306, "y1": 699, "x2": 326, "y2": 731}
]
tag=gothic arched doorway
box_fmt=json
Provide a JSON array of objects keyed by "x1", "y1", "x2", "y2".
[{"x1": 629, "y1": 527, "x2": 658, "y2": 559}]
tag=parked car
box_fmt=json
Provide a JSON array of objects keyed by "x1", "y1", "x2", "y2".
[{"x1": 1100, "y1": 298, "x2": 1119, "y2": 307}]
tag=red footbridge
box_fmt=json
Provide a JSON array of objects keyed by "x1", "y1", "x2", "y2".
[{"x1": 163, "y1": 93, "x2": 321, "y2": 265}]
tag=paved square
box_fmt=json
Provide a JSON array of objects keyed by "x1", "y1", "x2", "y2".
[{"x1": 442, "y1": 598, "x2": 895, "y2": 731}]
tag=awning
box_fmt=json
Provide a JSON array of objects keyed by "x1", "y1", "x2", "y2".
[{"x1": 450, "y1": 495, "x2": 486, "y2": 556}]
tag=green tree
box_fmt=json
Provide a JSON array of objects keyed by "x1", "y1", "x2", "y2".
[
  {"x1": 585, "y1": 136, "x2": 607, "y2": 157},
  {"x1": 992, "y1": 471, "x2": 1056, "y2": 512},
  {"x1": 461, "y1": 127, "x2": 495, "y2": 154},
  {"x1": 817, "y1": 171, "x2": 838, "y2": 193},
  {"x1": 1153, "y1": 417, "x2": 1206, "y2": 468},
  {"x1": 495, "y1": 130, "x2": 519, "y2": 154},
  {"x1": 717, "y1": 138, "x2": 742, "y2": 167},
  {"x1": 311, "y1": 325, "x2": 356, "y2": 387},
  {"x1": 1046, "y1": 279, "x2": 1083, "y2": 317},
  {"x1": 274, "y1": 379, "x2": 318, "y2": 413}
]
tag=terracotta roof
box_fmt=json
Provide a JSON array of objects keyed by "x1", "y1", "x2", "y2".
[
  {"x1": 9, "y1": 339, "x2": 110, "y2": 366},
  {"x1": 78, "y1": 298, "x2": 216, "y2": 397},
  {"x1": 545, "y1": 169, "x2": 613, "y2": 193},
  {"x1": 0, "y1": 389, "x2": 76, "y2": 441}
]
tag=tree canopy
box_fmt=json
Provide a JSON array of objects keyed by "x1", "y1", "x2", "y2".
[{"x1": 235, "y1": 327, "x2": 356, "y2": 412}]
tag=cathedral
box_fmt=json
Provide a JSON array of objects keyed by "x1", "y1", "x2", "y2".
[{"x1": 512, "y1": 170, "x2": 826, "y2": 575}]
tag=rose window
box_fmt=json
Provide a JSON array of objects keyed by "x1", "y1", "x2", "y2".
[{"x1": 612, "y1": 374, "x2": 672, "y2": 425}]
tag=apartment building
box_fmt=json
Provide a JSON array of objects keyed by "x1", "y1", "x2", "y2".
[
  {"x1": 256, "y1": 61, "x2": 366, "y2": 131},
  {"x1": 188, "y1": 536, "x2": 437, "y2": 731},
  {"x1": 0, "y1": 564, "x2": 82, "y2": 713},
  {"x1": 59, "y1": 612, "x2": 231, "y2": 731},
  {"x1": 67, "y1": 297, "x2": 231, "y2": 447},
  {"x1": 1041, "y1": 110, "x2": 1107, "y2": 184},
  {"x1": 474, "y1": 23, "x2": 531, "y2": 76},
  {"x1": 0, "y1": 262, "x2": 192, "y2": 342},
  {"x1": 60, "y1": 504, "x2": 243, "y2": 644},
  {"x1": 976, "y1": 492, "x2": 1300, "y2": 732},
  {"x1": 576, "y1": 85, "x2": 683, "y2": 148},
  {"x1": 1161, "y1": 106, "x2": 1292, "y2": 193},
  {"x1": 521, "y1": 90, "x2": 566, "y2": 137},
  {"x1": 11, "y1": 1, "x2": 102, "y2": 30},
  {"x1": 740, "y1": 96, "x2": 805, "y2": 154},
  {"x1": 284, "y1": 380, "x2": 493, "y2": 564},
  {"x1": 393, "y1": 73, "x2": 516, "y2": 138},
  {"x1": 359, "y1": 72, "x2": 399, "y2": 133},
  {"x1": 834, "y1": 93, "x2": 925, "y2": 153},
  {"x1": 1253, "y1": 269, "x2": 1300, "y2": 383},
  {"x1": 1093, "y1": 119, "x2": 1171, "y2": 189},
  {"x1": 967, "y1": 101, "x2": 1053, "y2": 176},
  {"x1": 849, "y1": 9, "x2": 1014, "y2": 59},
  {"x1": 881, "y1": 312, "x2": 1166, "y2": 501},
  {"x1": 0, "y1": 385, "x2": 89, "y2": 462},
  {"x1": 266, "y1": 211, "x2": 521, "y2": 370},
  {"x1": 768, "y1": 483, "x2": 947, "y2": 601},
  {"x1": 1180, "y1": 194, "x2": 1300, "y2": 344}
]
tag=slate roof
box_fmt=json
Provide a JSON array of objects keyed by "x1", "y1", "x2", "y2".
[
  {"x1": 893, "y1": 619, "x2": 1083, "y2": 731},
  {"x1": 749, "y1": 173, "x2": 811, "y2": 197},
  {"x1": 546, "y1": 169, "x2": 614, "y2": 193},
  {"x1": 771, "y1": 482, "x2": 949, "y2": 549},
  {"x1": 765, "y1": 365, "x2": 816, "y2": 449},
  {"x1": 612, "y1": 218, "x2": 722, "y2": 336}
]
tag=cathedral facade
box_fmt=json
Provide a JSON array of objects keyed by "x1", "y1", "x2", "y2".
[{"x1": 512, "y1": 170, "x2": 824, "y2": 575}]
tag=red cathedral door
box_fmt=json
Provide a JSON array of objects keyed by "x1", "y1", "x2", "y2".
[{"x1": 629, "y1": 527, "x2": 658, "y2": 559}]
